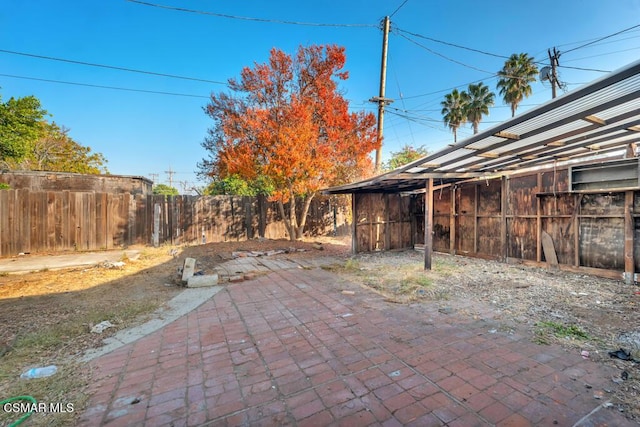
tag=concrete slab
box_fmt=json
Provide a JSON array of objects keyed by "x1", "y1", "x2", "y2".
[
  {"x1": 0, "y1": 250, "x2": 140, "y2": 274},
  {"x1": 187, "y1": 274, "x2": 219, "y2": 288}
]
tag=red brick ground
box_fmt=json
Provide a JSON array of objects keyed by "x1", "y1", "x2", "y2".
[{"x1": 79, "y1": 268, "x2": 635, "y2": 426}]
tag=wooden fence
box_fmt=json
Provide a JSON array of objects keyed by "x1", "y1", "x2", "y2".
[
  {"x1": 0, "y1": 190, "x2": 349, "y2": 257},
  {"x1": 351, "y1": 163, "x2": 640, "y2": 281}
]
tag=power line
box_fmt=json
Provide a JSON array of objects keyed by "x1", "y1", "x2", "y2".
[
  {"x1": 561, "y1": 46, "x2": 640, "y2": 63},
  {"x1": 127, "y1": 0, "x2": 377, "y2": 28},
  {"x1": 396, "y1": 32, "x2": 496, "y2": 75},
  {"x1": 553, "y1": 28, "x2": 640, "y2": 51},
  {"x1": 400, "y1": 76, "x2": 494, "y2": 100},
  {"x1": 394, "y1": 27, "x2": 509, "y2": 60},
  {"x1": 0, "y1": 73, "x2": 210, "y2": 98},
  {"x1": 389, "y1": 0, "x2": 410, "y2": 18},
  {"x1": 0, "y1": 48, "x2": 227, "y2": 85},
  {"x1": 563, "y1": 23, "x2": 640, "y2": 54},
  {"x1": 563, "y1": 24, "x2": 640, "y2": 54},
  {"x1": 558, "y1": 64, "x2": 610, "y2": 73}
]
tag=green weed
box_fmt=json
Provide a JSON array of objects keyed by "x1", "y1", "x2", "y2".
[{"x1": 534, "y1": 320, "x2": 589, "y2": 344}]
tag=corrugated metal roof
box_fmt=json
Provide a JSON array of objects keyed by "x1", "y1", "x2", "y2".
[{"x1": 325, "y1": 59, "x2": 640, "y2": 194}]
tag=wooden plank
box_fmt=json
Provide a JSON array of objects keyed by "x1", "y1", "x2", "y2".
[
  {"x1": 501, "y1": 177, "x2": 508, "y2": 261},
  {"x1": 574, "y1": 194, "x2": 580, "y2": 267},
  {"x1": 95, "y1": 192, "x2": 106, "y2": 249},
  {"x1": 30, "y1": 191, "x2": 44, "y2": 253},
  {"x1": 624, "y1": 190, "x2": 634, "y2": 284},
  {"x1": 507, "y1": 257, "x2": 623, "y2": 280},
  {"x1": 0, "y1": 190, "x2": 9, "y2": 256},
  {"x1": 0, "y1": 191, "x2": 8, "y2": 256},
  {"x1": 384, "y1": 194, "x2": 391, "y2": 250},
  {"x1": 424, "y1": 178, "x2": 433, "y2": 270},
  {"x1": 536, "y1": 173, "x2": 542, "y2": 262},
  {"x1": 474, "y1": 184, "x2": 479, "y2": 254},
  {"x1": 541, "y1": 230, "x2": 559, "y2": 267},
  {"x1": 450, "y1": 186, "x2": 456, "y2": 255},
  {"x1": 47, "y1": 191, "x2": 64, "y2": 251},
  {"x1": 89, "y1": 192, "x2": 96, "y2": 250}
]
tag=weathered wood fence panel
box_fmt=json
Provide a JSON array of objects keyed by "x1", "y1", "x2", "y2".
[
  {"x1": 353, "y1": 163, "x2": 640, "y2": 280},
  {"x1": 0, "y1": 191, "x2": 349, "y2": 257}
]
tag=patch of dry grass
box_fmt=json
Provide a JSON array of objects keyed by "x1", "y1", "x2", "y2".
[{"x1": 330, "y1": 253, "x2": 459, "y2": 303}]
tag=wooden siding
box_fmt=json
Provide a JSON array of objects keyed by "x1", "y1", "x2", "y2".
[{"x1": 353, "y1": 164, "x2": 640, "y2": 280}]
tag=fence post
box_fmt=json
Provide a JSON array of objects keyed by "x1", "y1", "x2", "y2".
[{"x1": 153, "y1": 202, "x2": 161, "y2": 247}]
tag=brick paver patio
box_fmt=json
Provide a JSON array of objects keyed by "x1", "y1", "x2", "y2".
[{"x1": 80, "y1": 267, "x2": 636, "y2": 426}]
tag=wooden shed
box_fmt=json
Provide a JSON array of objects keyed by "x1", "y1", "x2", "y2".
[{"x1": 325, "y1": 59, "x2": 640, "y2": 284}]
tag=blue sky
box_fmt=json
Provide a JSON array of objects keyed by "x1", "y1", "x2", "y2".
[{"x1": 2, "y1": 1, "x2": 639, "y2": 193}]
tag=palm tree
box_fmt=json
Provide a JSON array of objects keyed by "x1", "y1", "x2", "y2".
[
  {"x1": 464, "y1": 83, "x2": 495, "y2": 134},
  {"x1": 441, "y1": 89, "x2": 467, "y2": 143},
  {"x1": 497, "y1": 53, "x2": 538, "y2": 117}
]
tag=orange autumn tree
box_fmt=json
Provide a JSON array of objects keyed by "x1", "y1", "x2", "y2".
[{"x1": 200, "y1": 45, "x2": 377, "y2": 240}]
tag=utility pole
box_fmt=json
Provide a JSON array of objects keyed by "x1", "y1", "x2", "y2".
[
  {"x1": 165, "y1": 167, "x2": 175, "y2": 188},
  {"x1": 149, "y1": 173, "x2": 159, "y2": 183},
  {"x1": 548, "y1": 47, "x2": 561, "y2": 99},
  {"x1": 371, "y1": 16, "x2": 393, "y2": 172}
]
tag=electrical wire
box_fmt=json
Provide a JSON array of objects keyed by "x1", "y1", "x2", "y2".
[
  {"x1": 126, "y1": 0, "x2": 377, "y2": 28},
  {"x1": 396, "y1": 32, "x2": 496, "y2": 75},
  {"x1": 561, "y1": 46, "x2": 640, "y2": 63},
  {"x1": 400, "y1": 76, "x2": 494, "y2": 100},
  {"x1": 558, "y1": 65, "x2": 610, "y2": 73},
  {"x1": 0, "y1": 73, "x2": 210, "y2": 98},
  {"x1": 0, "y1": 49, "x2": 227, "y2": 85},
  {"x1": 394, "y1": 27, "x2": 509, "y2": 60},
  {"x1": 563, "y1": 23, "x2": 640, "y2": 54},
  {"x1": 389, "y1": 0, "x2": 410, "y2": 18}
]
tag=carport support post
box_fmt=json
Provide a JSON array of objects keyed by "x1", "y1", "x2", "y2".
[
  {"x1": 624, "y1": 190, "x2": 634, "y2": 284},
  {"x1": 424, "y1": 178, "x2": 434, "y2": 270}
]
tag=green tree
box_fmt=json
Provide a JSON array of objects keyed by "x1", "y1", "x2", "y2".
[
  {"x1": 203, "y1": 174, "x2": 275, "y2": 196},
  {"x1": 464, "y1": 83, "x2": 495, "y2": 134},
  {"x1": 1, "y1": 93, "x2": 108, "y2": 173},
  {"x1": 441, "y1": 89, "x2": 467, "y2": 143},
  {"x1": 21, "y1": 122, "x2": 108, "y2": 174},
  {"x1": 385, "y1": 144, "x2": 429, "y2": 171},
  {"x1": 153, "y1": 184, "x2": 179, "y2": 196},
  {"x1": 497, "y1": 53, "x2": 538, "y2": 117},
  {"x1": 0, "y1": 95, "x2": 47, "y2": 162}
]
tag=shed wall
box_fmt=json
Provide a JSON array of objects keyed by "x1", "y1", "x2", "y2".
[{"x1": 352, "y1": 165, "x2": 640, "y2": 279}]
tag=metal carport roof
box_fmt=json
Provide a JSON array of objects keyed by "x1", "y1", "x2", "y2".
[{"x1": 325, "y1": 58, "x2": 640, "y2": 194}]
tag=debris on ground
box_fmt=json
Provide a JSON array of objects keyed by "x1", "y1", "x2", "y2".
[
  {"x1": 20, "y1": 365, "x2": 57, "y2": 379},
  {"x1": 230, "y1": 248, "x2": 306, "y2": 258},
  {"x1": 341, "y1": 290, "x2": 355, "y2": 295},
  {"x1": 181, "y1": 258, "x2": 197, "y2": 284},
  {"x1": 91, "y1": 321, "x2": 115, "y2": 334},
  {"x1": 609, "y1": 348, "x2": 639, "y2": 362},
  {"x1": 187, "y1": 274, "x2": 219, "y2": 288},
  {"x1": 100, "y1": 261, "x2": 125, "y2": 269}
]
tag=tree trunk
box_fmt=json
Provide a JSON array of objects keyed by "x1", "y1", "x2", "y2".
[
  {"x1": 295, "y1": 193, "x2": 315, "y2": 239},
  {"x1": 277, "y1": 200, "x2": 295, "y2": 241},
  {"x1": 288, "y1": 190, "x2": 297, "y2": 241}
]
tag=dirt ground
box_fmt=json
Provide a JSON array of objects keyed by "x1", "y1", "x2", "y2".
[
  {"x1": 0, "y1": 237, "x2": 352, "y2": 359},
  {"x1": 1, "y1": 236, "x2": 639, "y2": 422}
]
